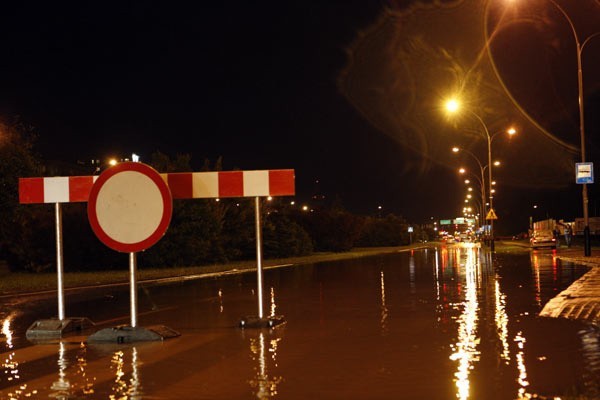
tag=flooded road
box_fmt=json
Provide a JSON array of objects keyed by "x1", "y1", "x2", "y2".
[{"x1": 1, "y1": 245, "x2": 600, "y2": 399}]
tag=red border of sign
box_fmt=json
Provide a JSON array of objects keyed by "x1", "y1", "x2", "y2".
[{"x1": 87, "y1": 162, "x2": 172, "y2": 253}]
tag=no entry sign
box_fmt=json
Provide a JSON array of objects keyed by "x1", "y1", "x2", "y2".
[{"x1": 87, "y1": 162, "x2": 172, "y2": 253}]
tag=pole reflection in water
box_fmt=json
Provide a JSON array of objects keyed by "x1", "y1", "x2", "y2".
[
  {"x1": 380, "y1": 271, "x2": 388, "y2": 336},
  {"x1": 270, "y1": 287, "x2": 276, "y2": 317},
  {"x1": 434, "y1": 248, "x2": 441, "y2": 302},
  {"x1": 109, "y1": 347, "x2": 142, "y2": 400},
  {"x1": 531, "y1": 254, "x2": 542, "y2": 307},
  {"x1": 409, "y1": 252, "x2": 416, "y2": 295},
  {"x1": 494, "y1": 278, "x2": 510, "y2": 364},
  {"x1": 51, "y1": 342, "x2": 71, "y2": 397},
  {"x1": 514, "y1": 331, "x2": 530, "y2": 399},
  {"x1": 218, "y1": 289, "x2": 224, "y2": 313},
  {"x1": 247, "y1": 331, "x2": 283, "y2": 399},
  {"x1": 449, "y1": 246, "x2": 481, "y2": 400}
]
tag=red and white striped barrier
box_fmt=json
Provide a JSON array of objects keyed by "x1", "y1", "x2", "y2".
[{"x1": 19, "y1": 169, "x2": 295, "y2": 204}]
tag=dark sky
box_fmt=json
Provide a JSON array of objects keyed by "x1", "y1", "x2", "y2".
[{"x1": 1, "y1": 0, "x2": 599, "y2": 234}]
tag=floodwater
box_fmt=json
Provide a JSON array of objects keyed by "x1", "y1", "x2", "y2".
[{"x1": 1, "y1": 244, "x2": 600, "y2": 399}]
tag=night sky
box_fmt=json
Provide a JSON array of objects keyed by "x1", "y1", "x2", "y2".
[{"x1": 1, "y1": 0, "x2": 599, "y2": 234}]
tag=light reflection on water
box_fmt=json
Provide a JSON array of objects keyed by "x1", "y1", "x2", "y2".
[
  {"x1": 380, "y1": 271, "x2": 389, "y2": 336},
  {"x1": 247, "y1": 331, "x2": 283, "y2": 399},
  {"x1": 0, "y1": 246, "x2": 598, "y2": 399},
  {"x1": 448, "y1": 246, "x2": 481, "y2": 400},
  {"x1": 109, "y1": 347, "x2": 142, "y2": 400}
]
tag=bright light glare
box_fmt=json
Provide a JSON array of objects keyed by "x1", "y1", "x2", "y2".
[
  {"x1": 494, "y1": 161, "x2": 501, "y2": 166},
  {"x1": 446, "y1": 99, "x2": 460, "y2": 113},
  {"x1": 452, "y1": 147, "x2": 460, "y2": 153},
  {"x1": 108, "y1": 158, "x2": 118, "y2": 166},
  {"x1": 459, "y1": 168, "x2": 466, "y2": 174},
  {"x1": 507, "y1": 127, "x2": 517, "y2": 135}
]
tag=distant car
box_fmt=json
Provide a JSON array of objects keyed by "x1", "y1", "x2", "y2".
[{"x1": 530, "y1": 230, "x2": 556, "y2": 249}]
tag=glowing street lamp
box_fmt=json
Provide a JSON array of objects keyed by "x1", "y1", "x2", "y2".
[
  {"x1": 506, "y1": 0, "x2": 599, "y2": 256},
  {"x1": 446, "y1": 100, "x2": 516, "y2": 251}
]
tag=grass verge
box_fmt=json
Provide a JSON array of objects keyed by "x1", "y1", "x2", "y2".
[{"x1": 0, "y1": 245, "x2": 430, "y2": 295}]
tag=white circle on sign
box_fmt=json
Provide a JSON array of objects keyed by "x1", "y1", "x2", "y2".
[
  {"x1": 95, "y1": 170, "x2": 164, "y2": 244},
  {"x1": 88, "y1": 162, "x2": 172, "y2": 253}
]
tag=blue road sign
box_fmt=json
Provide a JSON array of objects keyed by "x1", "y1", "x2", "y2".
[{"x1": 576, "y1": 162, "x2": 594, "y2": 184}]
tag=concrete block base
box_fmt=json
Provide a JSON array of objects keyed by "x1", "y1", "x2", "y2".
[
  {"x1": 239, "y1": 315, "x2": 285, "y2": 329},
  {"x1": 26, "y1": 317, "x2": 95, "y2": 339},
  {"x1": 88, "y1": 325, "x2": 180, "y2": 343}
]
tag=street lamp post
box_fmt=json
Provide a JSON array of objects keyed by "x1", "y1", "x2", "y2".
[
  {"x1": 455, "y1": 147, "x2": 487, "y2": 236},
  {"x1": 447, "y1": 103, "x2": 516, "y2": 250},
  {"x1": 547, "y1": 1, "x2": 598, "y2": 256},
  {"x1": 511, "y1": 0, "x2": 600, "y2": 255}
]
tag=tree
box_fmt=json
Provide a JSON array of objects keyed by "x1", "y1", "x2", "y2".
[{"x1": 0, "y1": 117, "x2": 55, "y2": 271}]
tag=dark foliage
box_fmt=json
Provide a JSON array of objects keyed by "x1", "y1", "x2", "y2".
[
  {"x1": 3, "y1": 136, "x2": 415, "y2": 271},
  {"x1": 356, "y1": 214, "x2": 410, "y2": 247}
]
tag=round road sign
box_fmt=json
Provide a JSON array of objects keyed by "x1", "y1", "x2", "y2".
[{"x1": 88, "y1": 162, "x2": 172, "y2": 253}]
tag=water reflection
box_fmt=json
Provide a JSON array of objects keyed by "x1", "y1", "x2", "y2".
[
  {"x1": 1, "y1": 313, "x2": 31, "y2": 398},
  {"x1": 380, "y1": 271, "x2": 388, "y2": 336},
  {"x1": 494, "y1": 278, "x2": 510, "y2": 364},
  {"x1": 514, "y1": 331, "x2": 529, "y2": 399},
  {"x1": 579, "y1": 327, "x2": 600, "y2": 397},
  {"x1": 0, "y1": 248, "x2": 597, "y2": 398},
  {"x1": 448, "y1": 247, "x2": 481, "y2": 400},
  {"x1": 439, "y1": 245, "x2": 543, "y2": 399},
  {"x1": 247, "y1": 331, "x2": 283, "y2": 399},
  {"x1": 50, "y1": 342, "x2": 71, "y2": 397},
  {"x1": 270, "y1": 287, "x2": 277, "y2": 317},
  {"x1": 218, "y1": 289, "x2": 224, "y2": 313},
  {"x1": 109, "y1": 347, "x2": 142, "y2": 399}
]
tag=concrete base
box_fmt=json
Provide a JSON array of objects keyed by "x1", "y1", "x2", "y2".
[
  {"x1": 87, "y1": 325, "x2": 180, "y2": 343},
  {"x1": 239, "y1": 315, "x2": 286, "y2": 329},
  {"x1": 26, "y1": 317, "x2": 95, "y2": 339}
]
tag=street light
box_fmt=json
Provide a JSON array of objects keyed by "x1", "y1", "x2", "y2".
[
  {"x1": 446, "y1": 100, "x2": 516, "y2": 251},
  {"x1": 453, "y1": 147, "x2": 488, "y2": 232},
  {"x1": 459, "y1": 166, "x2": 488, "y2": 236},
  {"x1": 507, "y1": 0, "x2": 600, "y2": 256}
]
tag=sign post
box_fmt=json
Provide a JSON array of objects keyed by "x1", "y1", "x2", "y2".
[
  {"x1": 87, "y1": 162, "x2": 179, "y2": 342},
  {"x1": 576, "y1": 162, "x2": 593, "y2": 256},
  {"x1": 239, "y1": 197, "x2": 285, "y2": 329},
  {"x1": 24, "y1": 203, "x2": 94, "y2": 339}
]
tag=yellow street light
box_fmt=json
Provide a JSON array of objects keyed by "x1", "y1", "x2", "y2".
[
  {"x1": 446, "y1": 99, "x2": 460, "y2": 113},
  {"x1": 506, "y1": 0, "x2": 599, "y2": 256},
  {"x1": 445, "y1": 100, "x2": 518, "y2": 251}
]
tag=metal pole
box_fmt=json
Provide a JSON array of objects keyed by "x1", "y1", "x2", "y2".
[
  {"x1": 547, "y1": 0, "x2": 596, "y2": 256},
  {"x1": 254, "y1": 197, "x2": 264, "y2": 319},
  {"x1": 129, "y1": 252, "x2": 138, "y2": 327},
  {"x1": 577, "y1": 43, "x2": 591, "y2": 256},
  {"x1": 480, "y1": 166, "x2": 487, "y2": 245},
  {"x1": 488, "y1": 134, "x2": 495, "y2": 252},
  {"x1": 55, "y1": 203, "x2": 65, "y2": 321}
]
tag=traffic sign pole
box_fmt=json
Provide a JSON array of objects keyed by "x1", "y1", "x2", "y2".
[
  {"x1": 55, "y1": 203, "x2": 65, "y2": 321},
  {"x1": 87, "y1": 162, "x2": 179, "y2": 342},
  {"x1": 255, "y1": 197, "x2": 264, "y2": 319},
  {"x1": 239, "y1": 197, "x2": 285, "y2": 329},
  {"x1": 129, "y1": 252, "x2": 138, "y2": 328}
]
